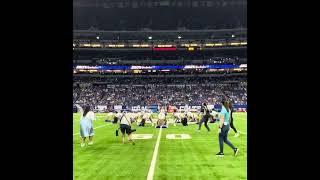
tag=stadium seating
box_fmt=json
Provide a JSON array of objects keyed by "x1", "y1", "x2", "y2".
[{"x1": 73, "y1": 76, "x2": 247, "y2": 107}]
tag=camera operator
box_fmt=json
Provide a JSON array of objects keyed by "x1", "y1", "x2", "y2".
[{"x1": 119, "y1": 111, "x2": 136, "y2": 145}]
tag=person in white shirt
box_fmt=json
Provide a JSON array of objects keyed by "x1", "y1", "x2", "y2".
[
  {"x1": 139, "y1": 111, "x2": 151, "y2": 126},
  {"x1": 145, "y1": 111, "x2": 155, "y2": 126},
  {"x1": 172, "y1": 111, "x2": 181, "y2": 126},
  {"x1": 113, "y1": 111, "x2": 122, "y2": 124},
  {"x1": 157, "y1": 109, "x2": 167, "y2": 128},
  {"x1": 187, "y1": 111, "x2": 194, "y2": 121},
  {"x1": 119, "y1": 111, "x2": 135, "y2": 145},
  {"x1": 76, "y1": 105, "x2": 95, "y2": 147}
]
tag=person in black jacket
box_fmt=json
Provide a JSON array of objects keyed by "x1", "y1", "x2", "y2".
[
  {"x1": 229, "y1": 102, "x2": 239, "y2": 137},
  {"x1": 181, "y1": 112, "x2": 188, "y2": 126},
  {"x1": 197, "y1": 103, "x2": 210, "y2": 132}
]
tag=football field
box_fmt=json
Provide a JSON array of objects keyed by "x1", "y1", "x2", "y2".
[{"x1": 73, "y1": 112, "x2": 247, "y2": 180}]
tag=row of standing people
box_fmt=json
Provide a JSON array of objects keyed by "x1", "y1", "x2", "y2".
[{"x1": 76, "y1": 101, "x2": 240, "y2": 156}]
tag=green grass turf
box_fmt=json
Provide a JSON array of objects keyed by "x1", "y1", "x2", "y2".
[{"x1": 73, "y1": 112, "x2": 247, "y2": 180}]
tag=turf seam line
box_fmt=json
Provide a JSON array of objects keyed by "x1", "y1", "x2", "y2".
[{"x1": 147, "y1": 127, "x2": 162, "y2": 180}]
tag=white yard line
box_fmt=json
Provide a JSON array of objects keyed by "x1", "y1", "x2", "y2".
[
  {"x1": 73, "y1": 116, "x2": 107, "y2": 124},
  {"x1": 73, "y1": 124, "x2": 110, "y2": 136},
  {"x1": 147, "y1": 127, "x2": 163, "y2": 180}
]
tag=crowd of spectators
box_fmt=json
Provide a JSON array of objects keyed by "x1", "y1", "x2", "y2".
[
  {"x1": 74, "y1": 69, "x2": 247, "y2": 77},
  {"x1": 73, "y1": 77, "x2": 247, "y2": 107}
]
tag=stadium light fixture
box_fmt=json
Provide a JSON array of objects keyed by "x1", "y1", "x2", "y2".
[{"x1": 148, "y1": 36, "x2": 152, "y2": 40}]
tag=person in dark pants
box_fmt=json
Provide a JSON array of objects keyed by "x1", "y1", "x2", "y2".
[
  {"x1": 181, "y1": 113, "x2": 188, "y2": 126},
  {"x1": 216, "y1": 100, "x2": 239, "y2": 157},
  {"x1": 198, "y1": 103, "x2": 210, "y2": 132},
  {"x1": 119, "y1": 111, "x2": 135, "y2": 145},
  {"x1": 229, "y1": 102, "x2": 239, "y2": 137}
]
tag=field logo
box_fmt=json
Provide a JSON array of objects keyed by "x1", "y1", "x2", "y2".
[{"x1": 166, "y1": 134, "x2": 191, "y2": 139}]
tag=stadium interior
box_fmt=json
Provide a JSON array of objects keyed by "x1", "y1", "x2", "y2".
[
  {"x1": 73, "y1": 1, "x2": 247, "y2": 179},
  {"x1": 73, "y1": 22, "x2": 247, "y2": 111}
]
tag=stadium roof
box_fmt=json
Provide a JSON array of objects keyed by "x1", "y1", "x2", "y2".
[
  {"x1": 74, "y1": 0, "x2": 247, "y2": 8},
  {"x1": 74, "y1": 0, "x2": 247, "y2": 31}
]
